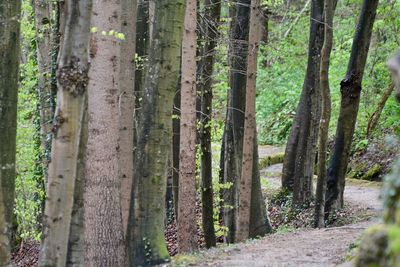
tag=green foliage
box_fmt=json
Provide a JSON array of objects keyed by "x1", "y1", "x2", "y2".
[
  {"x1": 256, "y1": 0, "x2": 400, "y2": 145},
  {"x1": 15, "y1": 0, "x2": 44, "y2": 241}
]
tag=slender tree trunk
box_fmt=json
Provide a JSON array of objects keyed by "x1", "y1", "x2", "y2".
[
  {"x1": 173, "y1": 85, "x2": 181, "y2": 218},
  {"x1": 325, "y1": 0, "x2": 379, "y2": 214},
  {"x1": 314, "y1": 0, "x2": 335, "y2": 228},
  {"x1": 84, "y1": 0, "x2": 126, "y2": 266},
  {"x1": 281, "y1": 0, "x2": 324, "y2": 206},
  {"x1": 178, "y1": 0, "x2": 198, "y2": 253},
  {"x1": 38, "y1": 0, "x2": 92, "y2": 266},
  {"x1": 236, "y1": 0, "x2": 260, "y2": 243},
  {"x1": 0, "y1": 1, "x2": 21, "y2": 265},
  {"x1": 34, "y1": 0, "x2": 56, "y2": 180},
  {"x1": 119, "y1": 0, "x2": 137, "y2": 236},
  {"x1": 199, "y1": 0, "x2": 221, "y2": 248},
  {"x1": 367, "y1": 83, "x2": 395, "y2": 137},
  {"x1": 127, "y1": 0, "x2": 185, "y2": 265}
]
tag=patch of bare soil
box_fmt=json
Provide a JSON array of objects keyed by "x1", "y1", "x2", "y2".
[{"x1": 12, "y1": 240, "x2": 39, "y2": 267}]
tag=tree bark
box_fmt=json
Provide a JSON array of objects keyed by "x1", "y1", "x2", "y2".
[
  {"x1": 38, "y1": 0, "x2": 92, "y2": 266},
  {"x1": 119, "y1": 0, "x2": 137, "y2": 237},
  {"x1": 314, "y1": 0, "x2": 335, "y2": 228},
  {"x1": 325, "y1": 0, "x2": 379, "y2": 214},
  {"x1": 178, "y1": 0, "x2": 198, "y2": 253},
  {"x1": 199, "y1": 0, "x2": 221, "y2": 249},
  {"x1": 281, "y1": 0, "x2": 324, "y2": 207},
  {"x1": 127, "y1": 0, "x2": 185, "y2": 265},
  {"x1": 236, "y1": 0, "x2": 260, "y2": 243},
  {"x1": 0, "y1": 1, "x2": 21, "y2": 265},
  {"x1": 84, "y1": 0, "x2": 126, "y2": 266}
]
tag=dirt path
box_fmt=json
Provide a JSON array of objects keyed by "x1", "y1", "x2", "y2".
[{"x1": 191, "y1": 146, "x2": 382, "y2": 267}]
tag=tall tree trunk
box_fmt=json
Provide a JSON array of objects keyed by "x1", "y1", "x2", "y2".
[
  {"x1": 281, "y1": 0, "x2": 324, "y2": 206},
  {"x1": 33, "y1": 0, "x2": 56, "y2": 181},
  {"x1": 325, "y1": 0, "x2": 379, "y2": 214},
  {"x1": 38, "y1": 0, "x2": 92, "y2": 265},
  {"x1": 222, "y1": 0, "x2": 271, "y2": 243},
  {"x1": 314, "y1": 0, "x2": 335, "y2": 228},
  {"x1": 127, "y1": 0, "x2": 185, "y2": 265},
  {"x1": 173, "y1": 85, "x2": 181, "y2": 218},
  {"x1": 119, "y1": 0, "x2": 137, "y2": 237},
  {"x1": 178, "y1": 0, "x2": 198, "y2": 253},
  {"x1": 199, "y1": 0, "x2": 221, "y2": 249},
  {"x1": 84, "y1": 1, "x2": 126, "y2": 266},
  {"x1": 236, "y1": 0, "x2": 260, "y2": 243},
  {"x1": 0, "y1": 1, "x2": 21, "y2": 265}
]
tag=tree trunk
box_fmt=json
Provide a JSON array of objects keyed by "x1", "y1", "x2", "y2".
[
  {"x1": 199, "y1": 0, "x2": 221, "y2": 249},
  {"x1": 325, "y1": 0, "x2": 379, "y2": 214},
  {"x1": 236, "y1": 0, "x2": 260, "y2": 243},
  {"x1": 314, "y1": 0, "x2": 335, "y2": 228},
  {"x1": 366, "y1": 83, "x2": 395, "y2": 138},
  {"x1": 127, "y1": 0, "x2": 185, "y2": 265},
  {"x1": 84, "y1": 0, "x2": 126, "y2": 266},
  {"x1": 0, "y1": 1, "x2": 21, "y2": 265},
  {"x1": 119, "y1": 0, "x2": 137, "y2": 237},
  {"x1": 178, "y1": 0, "x2": 198, "y2": 253},
  {"x1": 173, "y1": 85, "x2": 181, "y2": 218},
  {"x1": 281, "y1": 0, "x2": 324, "y2": 207},
  {"x1": 38, "y1": 0, "x2": 92, "y2": 266}
]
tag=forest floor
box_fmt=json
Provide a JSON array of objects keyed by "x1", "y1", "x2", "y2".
[{"x1": 171, "y1": 146, "x2": 383, "y2": 267}]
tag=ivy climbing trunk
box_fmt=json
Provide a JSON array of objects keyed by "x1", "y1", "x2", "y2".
[
  {"x1": 0, "y1": 1, "x2": 21, "y2": 265},
  {"x1": 325, "y1": 0, "x2": 379, "y2": 214},
  {"x1": 119, "y1": 0, "x2": 137, "y2": 236},
  {"x1": 314, "y1": 0, "x2": 335, "y2": 228},
  {"x1": 38, "y1": 0, "x2": 92, "y2": 265},
  {"x1": 281, "y1": 0, "x2": 324, "y2": 206},
  {"x1": 127, "y1": 0, "x2": 185, "y2": 265},
  {"x1": 199, "y1": 0, "x2": 221, "y2": 248},
  {"x1": 178, "y1": 0, "x2": 198, "y2": 253}
]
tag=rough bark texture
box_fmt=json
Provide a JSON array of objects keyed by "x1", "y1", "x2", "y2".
[
  {"x1": 0, "y1": 1, "x2": 21, "y2": 265},
  {"x1": 281, "y1": 0, "x2": 324, "y2": 206},
  {"x1": 236, "y1": 0, "x2": 260, "y2": 243},
  {"x1": 119, "y1": 0, "x2": 137, "y2": 236},
  {"x1": 127, "y1": 0, "x2": 185, "y2": 265},
  {"x1": 178, "y1": 0, "x2": 198, "y2": 253},
  {"x1": 222, "y1": 0, "x2": 271, "y2": 243},
  {"x1": 314, "y1": 0, "x2": 335, "y2": 228},
  {"x1": 325, "y1": 0, "x2": 378, "y2": 213},
  {"x1": 84, "y1": 0, "x2": 126, "y2": 266},
  {"x1": 38, "y1": 0, "x2": 92, "y2": 266},
  {"x1": 199, "y1": 0, "x2": 220, "y2": 248}
]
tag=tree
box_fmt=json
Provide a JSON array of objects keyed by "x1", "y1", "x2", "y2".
[
  {"x1": 222, "y1": 0, "x2": 271, "y2": 243},
  {"x1": 84, "y1": 0, "x2": 126, "y2": 265},
  {"x1": 236, "y1": 0, "x2": 261, "y2": 243},
  {"x1": 314, "y1": 0, "x2": 335, "y2": 228},
  {"x1": 199, "y1": 0, "x2": 221, "y2": 248},
  {"x1": 178, "y1": 0, "x2": 198, "y2": 253},
  {"x1": 0, "y1": 1, "x2": 21, "y2": 265},
  {"x1": 281, "y1": 0, "x2": 324, "y2": 206},
  {"x1": 127, "y1": 0, "x2": 185, "y2": 265},
  {"x1": 325, "y1": 0, "x2": 379, "y2": 214},
  {"x1": 119, "y1": 0, "x2": 137, "y2": 236},
  {"x1": 37, "y1": 0, "x2": 92, "y2": 266}
]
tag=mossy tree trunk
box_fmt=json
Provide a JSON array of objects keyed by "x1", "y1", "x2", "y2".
[
  {"x1": 325, "y1": 0, "x2": 379, "y2": 214},
  {"x1": 127, "y1": 0, "x2": 185, "y2": 265},
  {"x1": 38, "y1": 0, "x2": 92, "y2": 266},
  {"x1": 281, "y1": 0, "x2": 324, "y2": 206},
  {"x1": 84, "y1": 0, "x2": 126, "y2": 266},
  {"x1": 0, "y1": 1, "x2": 21, "y2": 265}
]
